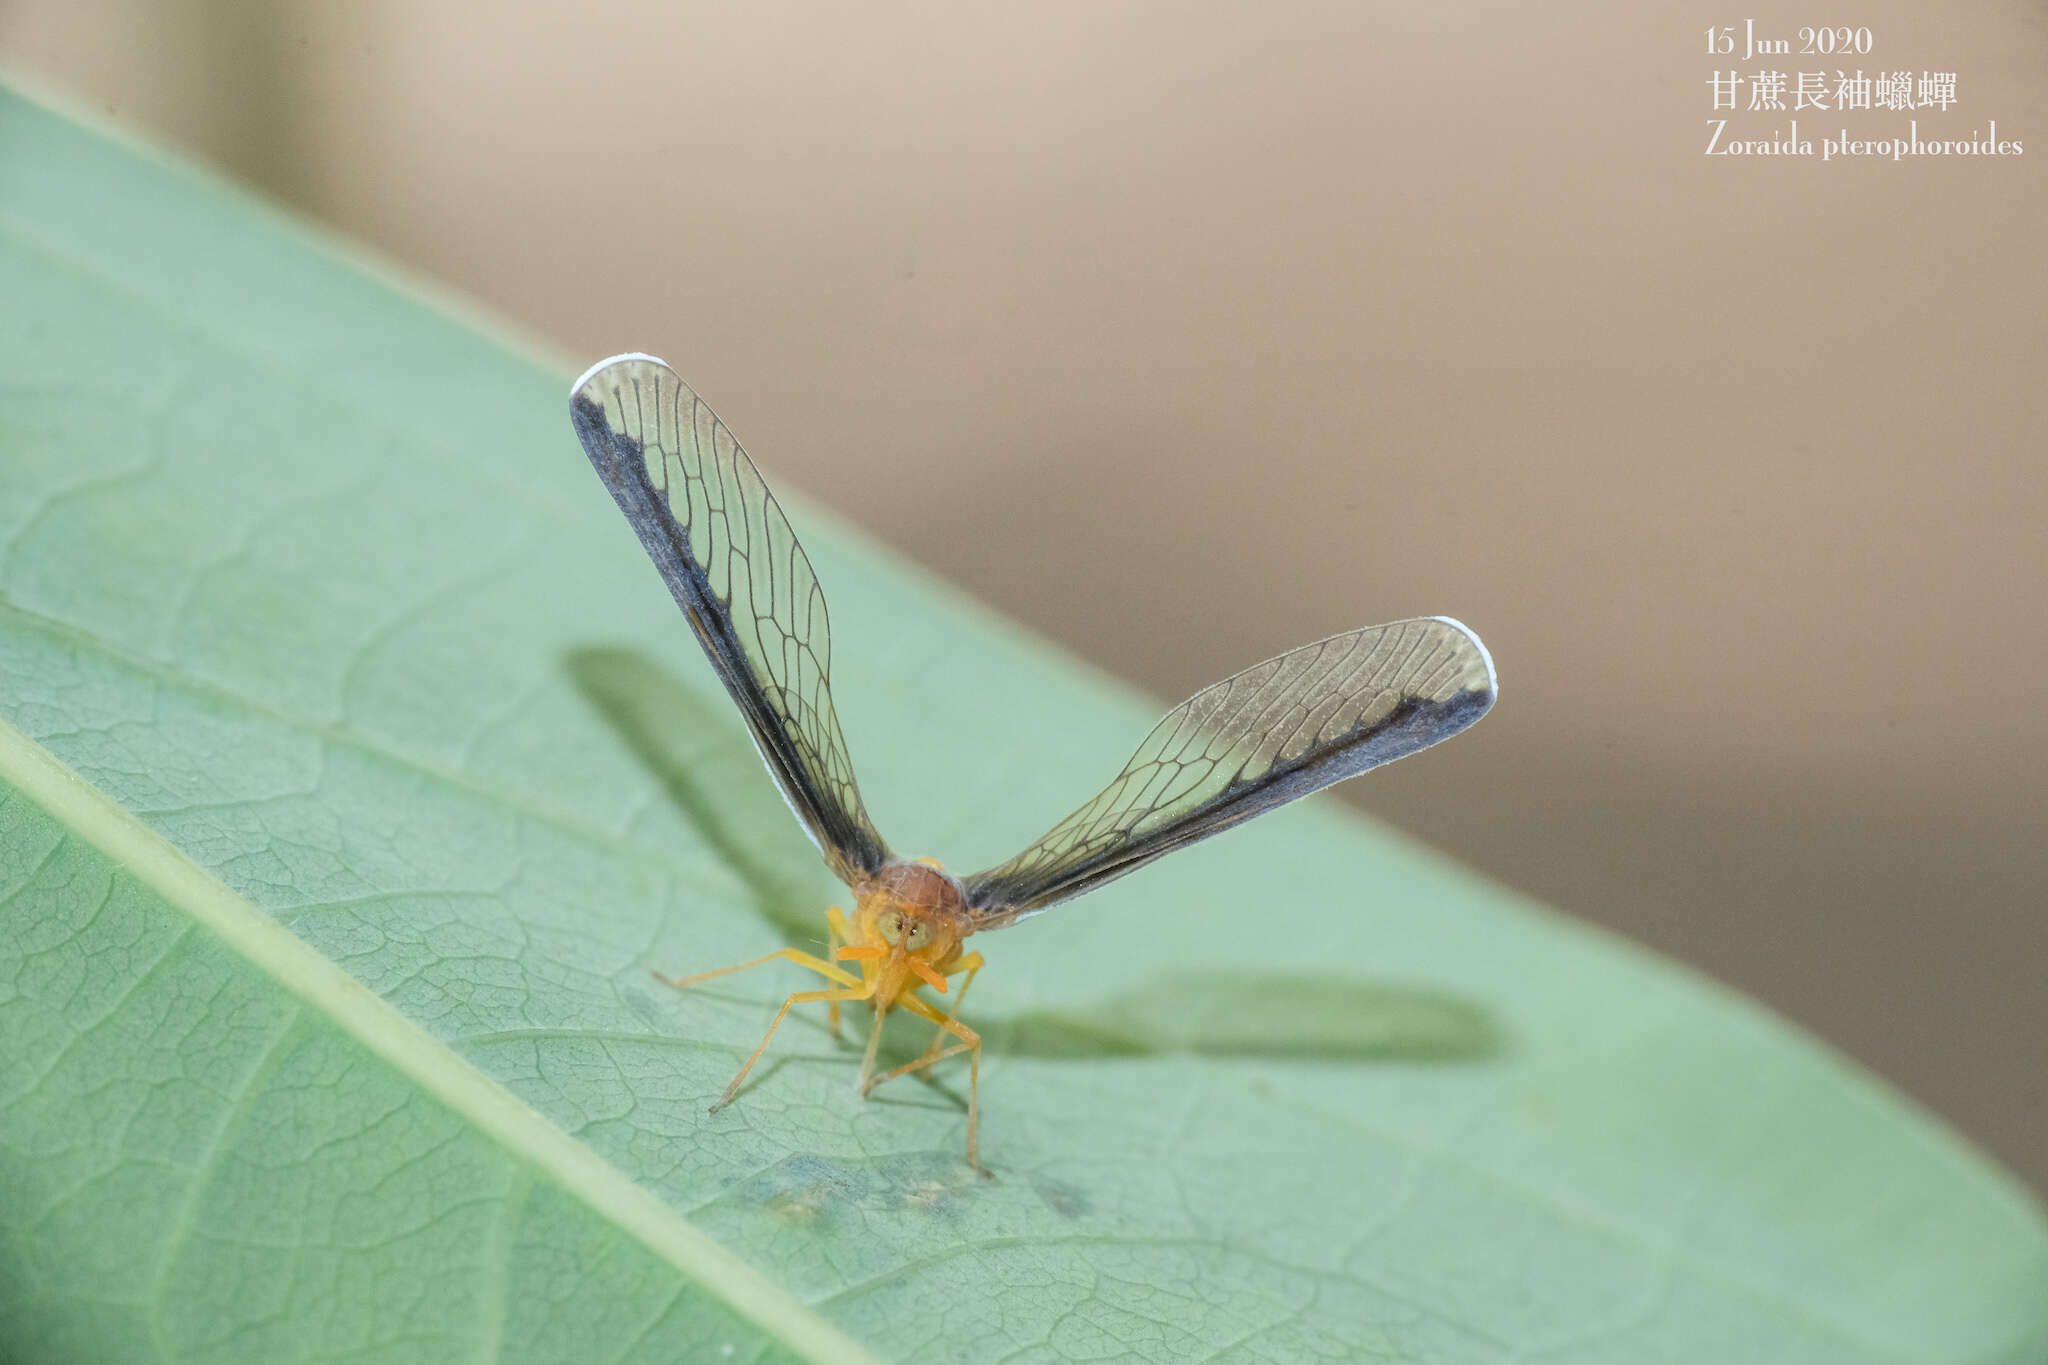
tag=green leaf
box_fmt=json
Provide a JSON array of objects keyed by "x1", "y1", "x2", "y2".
[{"x1": 1, "y1": 81, "x2": 2042, "y2": 1364}]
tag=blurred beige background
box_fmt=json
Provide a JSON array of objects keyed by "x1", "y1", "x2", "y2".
[{"x1": 4, "y1": 1, "x2": 2042, "y2": 1193}]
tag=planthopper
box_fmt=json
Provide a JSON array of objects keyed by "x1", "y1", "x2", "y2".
[{"x1": 571, "y1": 353, "x2": 1496, "y2": 1175}]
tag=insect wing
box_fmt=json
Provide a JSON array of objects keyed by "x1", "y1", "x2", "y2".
[
  {"x1": 960, "y1": 616, "x2": 1495, "y2": 924},
  {"x1": 571, "y1": 353, "x2": 891, "y2": 885}
]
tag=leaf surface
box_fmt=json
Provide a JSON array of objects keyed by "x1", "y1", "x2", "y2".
[{"x1": 1, "y1": 84, "x2": 2043, "y2": 1363}]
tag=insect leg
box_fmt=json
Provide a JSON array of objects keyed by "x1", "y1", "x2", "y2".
[
  {"x1": 892, "y1": 991, "x2": 988, "y2": 1177},
  {"x1": 868, "y1": 952, "x2": 984, "y2": 1092},
  {"x1": 871, "y1": 1038, "x2": 974, "y2": 1089},
  {"x1": 654, "y1": 946, "x2": 859, "y2": 992},
  {"x1": 824, "y1": 906, "x2": 855, "y2": 1037},
  {"x1": 711, "y1": 981, "x2": 873, "y2": 1112},
  {"x1": 855, "y1": 989, "x2": 892, "y2": 1099}
]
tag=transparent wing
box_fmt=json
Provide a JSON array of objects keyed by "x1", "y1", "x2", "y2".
[
  {"x1": 571, "y1": 353, "x2": 891, "y2": 886},
  {"x1": 961, "y1": 617, "x2": 1495, "y2": 925}
]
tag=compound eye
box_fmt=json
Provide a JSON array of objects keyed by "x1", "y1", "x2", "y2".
[
  {"x1": 877, "y1": 912, "x2": 904, "y2": 944},
  {"x1": 904, "y1": 922, "x2": 933, "y2": 952}
]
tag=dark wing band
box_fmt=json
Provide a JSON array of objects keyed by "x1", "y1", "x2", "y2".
[
  {"x1": 571, "y1": 353, "x2": 891, "y2": 886},
  {"x1": 960, "y1": 617, "x2": 1495, "y2": 925}
]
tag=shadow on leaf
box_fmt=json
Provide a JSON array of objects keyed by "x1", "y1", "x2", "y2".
[
  {"x1": 978, "y1": 973, "x2": 1501, "y2": 1063},
  {"x1": 566, "y1": 645, "x2": 839, "y2": 941},
  {"x1": 571, "y1": 647, "x2": 1499, "y2": 1069}
]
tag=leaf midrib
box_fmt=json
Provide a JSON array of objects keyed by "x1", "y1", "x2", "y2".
[
  {"x1": 0, "y1": 711, "x2": 880, "y2": 1365},
  {"x1": 0, "y1": 596, "x2": 1985, "y2": 1359}
]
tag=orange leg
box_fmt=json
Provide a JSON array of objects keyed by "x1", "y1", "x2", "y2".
[
  {"x1": 824, "y1": 906, "x2": 855, "y2": 1036},
  {"x1": 866, "y1": 952, "x2": 983, "y2": 1093},
  {"x1": 855, "y1": 990, "x2": 892, "y2": 1098},
  {"x1": 709, "y1": 981, "x2": 874, "y2": 1111},
  {"x1": 655, "y1": 939, "x2": 870, "y2": 1109},
  {"x1": 871, "y1": 1037, "x2": 974, "y2": 1091},
  {"x1": 654, "y1": 945, "x2": 859, "y2": 993},
  {"x1": 891, "y1": 989, "x2": 988, "y2": 1177}
]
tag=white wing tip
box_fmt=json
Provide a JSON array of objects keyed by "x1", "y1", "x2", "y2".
[
  {"x1": 1427, "y1": 615, "x2": 1498, "y2": 700},
  {"x1": 571, "y1": 352, "x2": 670, "y2": 398}
]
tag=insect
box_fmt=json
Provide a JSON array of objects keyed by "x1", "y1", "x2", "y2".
[{"x1": 571, "y1": 353, "x2": 1496, "y2": 1175}]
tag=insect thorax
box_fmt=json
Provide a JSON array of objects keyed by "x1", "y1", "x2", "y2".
[{"x1": 854, "y1": 860, "x2": 973, "y2": 951}]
